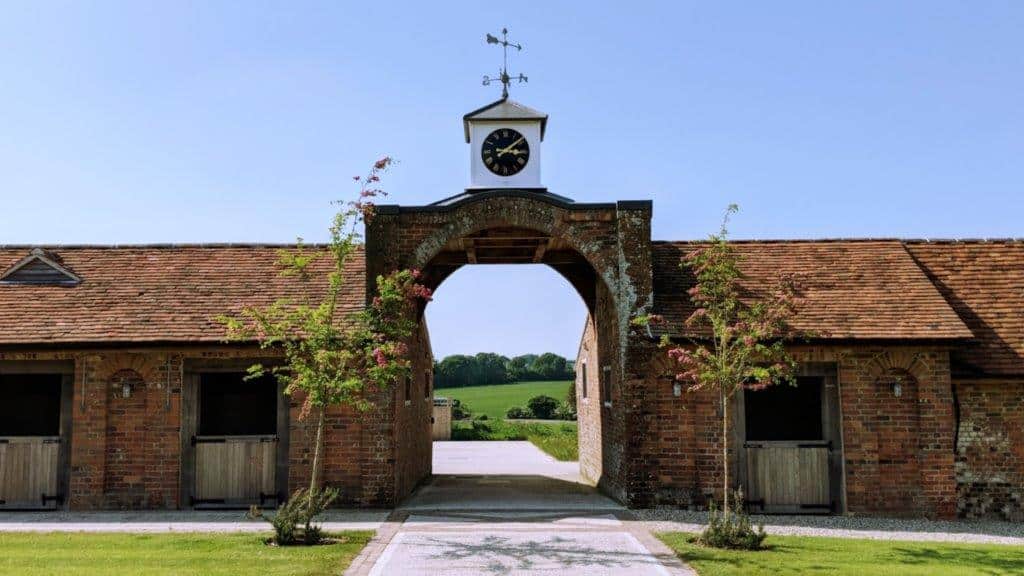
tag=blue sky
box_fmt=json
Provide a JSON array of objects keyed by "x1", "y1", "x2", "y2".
[{"x1": 1, "y1": 2, "x2": 1021, "y2": 359}]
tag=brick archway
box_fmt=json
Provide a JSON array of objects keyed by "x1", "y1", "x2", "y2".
[{"x1": 365, "y1": 191, "x2": 656, "y2": 505}]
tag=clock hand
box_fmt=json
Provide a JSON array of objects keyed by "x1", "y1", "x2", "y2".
[{"x1": 496, "y1": 136, "x2": 525, "y2": 157}]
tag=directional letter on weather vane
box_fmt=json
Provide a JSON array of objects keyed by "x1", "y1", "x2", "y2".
[{"x1": 482, "y1": 28, "x2": 528, "y2": 98}]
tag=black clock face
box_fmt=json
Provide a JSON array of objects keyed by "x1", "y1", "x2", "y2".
[{"x1": 481, "y1": 128, "x2": 530, "y2": 176}]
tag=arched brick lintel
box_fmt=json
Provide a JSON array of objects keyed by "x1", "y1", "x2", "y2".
[{"x1": 406, "y1": 194, "x2": 619, "y2": 286}]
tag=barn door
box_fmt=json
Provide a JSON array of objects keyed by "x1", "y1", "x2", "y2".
[
  {"x1": 740, "y1": 371, "x2": 842, "y2": 514},
  {"x1": 194, "y1": 436, "x2": 277, "y2": 505},
  {"x1": 0, "y1": 371, "x2": 70, "y2": 509},
  {"x1": 188, "y1": 372, "x2": 283, "y2": 508}
]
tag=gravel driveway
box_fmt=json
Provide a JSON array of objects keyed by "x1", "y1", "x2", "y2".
[{"x1": 636, "y1": 508, "x2": 1024, "y2": 545}]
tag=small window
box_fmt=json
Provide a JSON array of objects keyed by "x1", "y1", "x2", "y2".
[
  {"x1": 404, "y1": 375, "x2": 412, "y2": 404},
  {"x1": 580, "y1": 362, "x2": 588, "y2": 400},
  {"x1": 601, "y1": 366, "x2": 612, "y2": 407},
  {"x1": 745, "y1": 376, "x2": 824, "y2": 441},
  {"x1": 424, "y1": 370, "x2": 431, "y2": 399}
]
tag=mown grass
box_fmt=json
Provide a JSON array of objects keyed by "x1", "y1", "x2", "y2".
[
  {"x1": 0, "y1": 531, "x2": 374, "y2": 576},
  {"x1": 438, "y1": 380, "x2": 573, "y2": 420},
  {"x1": 452, "y1": 419, "x2": 579, "y2": 461},
  {"x1": 657, "y1": 532, "x2": 1024, "y2": 576}
]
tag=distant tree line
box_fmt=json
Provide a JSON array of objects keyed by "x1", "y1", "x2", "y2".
[{"x1": 433, "y1": 352, "x2": 575, "y2": 389}]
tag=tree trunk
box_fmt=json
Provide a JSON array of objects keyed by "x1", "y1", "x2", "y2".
[
  {"x1": 309, "y1": 405, "x2": 326, "y2": 495},
  {"x1": 722, "y1": 388, "x2": 729, "y2": 516}
]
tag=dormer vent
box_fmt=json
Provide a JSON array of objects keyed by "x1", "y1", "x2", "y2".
[{"x1": 0, "y1": 248, "x2": 81, "y2": 285}]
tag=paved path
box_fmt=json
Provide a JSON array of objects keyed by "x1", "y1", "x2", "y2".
[
  {"x1": 348, "y1": 441, "x2": 692, "y2": 575},
  {"x1": 432, "y1": 441, "x2": 581, "y2": 479},
  {"x1": 349, "y1": 510, "x2": 693, "y2": 576}
]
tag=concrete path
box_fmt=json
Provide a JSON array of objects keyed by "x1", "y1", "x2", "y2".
[
  {"x1": 432, "y1": 440, "x2": 581, "y2": 480},
  {"x1": 348, "y1": 441, "x2": 693, "y2": 575},
  {"x1": 349, "y1": 511, "x2": 693, "y2": 576},
  {"x1": 404, "y1": 441, "x2": 618, "y2": 512}
]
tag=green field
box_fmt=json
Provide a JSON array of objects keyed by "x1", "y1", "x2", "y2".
[
  {"x1": 452, "y1": 419, "x2": 579, "y2": 460},
  {"x1": 657, "y1": 533, "x2": 1024, "y2": 576},
  {"x1": 438, "y1": 380, "x2": 573, "y2": 419},
  {"x1": 0, "y1": 531, "x2": 373, "y2": 576}
]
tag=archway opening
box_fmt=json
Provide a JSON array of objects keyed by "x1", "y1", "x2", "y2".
[{"x1": 398, "y1": 226, "x2": 619, "y2": 511}]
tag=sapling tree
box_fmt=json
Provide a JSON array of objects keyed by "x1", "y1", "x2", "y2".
[
  {"x1": 221, "y1": 157, "x2": 432, "y2": 513},
  {"x1": 639, "y1": 204, "x2": 803, "y2": 525}
]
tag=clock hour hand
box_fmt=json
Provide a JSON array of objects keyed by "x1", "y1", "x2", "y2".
[{"x1": 496, "y1": 136, "x2": 525, "y2": 157}]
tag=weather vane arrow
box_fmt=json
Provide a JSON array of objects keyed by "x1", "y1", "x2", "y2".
[{"x1": 482, "y1": 28, "x2": 528, "y2": 99}]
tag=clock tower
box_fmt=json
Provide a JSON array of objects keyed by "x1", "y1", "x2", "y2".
[
  {"x1": 464, "y1": 98, "x2": 547, "y2": 190},
  {"x1": 464, "y1": 28, "x2": 547, "y2": 191}
]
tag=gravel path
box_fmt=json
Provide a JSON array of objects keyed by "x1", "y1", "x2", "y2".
[
  {"x1": 0, "y1": 510, "x2": 388, "y2": 533},
  {"x1": 635, "y1": 509, "x2": 1024, "y2": 546}
]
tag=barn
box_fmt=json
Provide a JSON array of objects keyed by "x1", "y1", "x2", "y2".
[{"x1": 1, "y1": 96, "x2": 1021, "y2": 520}]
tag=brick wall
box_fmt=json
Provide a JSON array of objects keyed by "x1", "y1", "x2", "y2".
[
  {"x1": 576, "y1": 317, "x2": 602, "y2": 484},
  {"x1": 836, "y1": 348, "x2": 956, "y2": 518},
  {"x1": 638, "y1": 345, "x2": 960, "y2": 518},
  {"x1": 367, "y1": 193, "x2": 656, "y2": 509},
  {"x1": 1, "y1": 343, "x2": 428, "y2": 510},
  {"x1": 393, "y1": 321, "x2": 434, "y2": 503},
  {"x1": 954, "y1": 379, "x2": 1024, "y2": 520}
]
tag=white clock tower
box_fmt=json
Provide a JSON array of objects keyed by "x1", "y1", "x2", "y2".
[
  {"x1": 464, "y1": 98, "x2": 547, "y2": 190},
  {"x1": 463, "y1": 28, "x2": 547, "y2": 191}
]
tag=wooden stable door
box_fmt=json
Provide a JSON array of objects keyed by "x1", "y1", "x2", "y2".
[
  {"x1": 0, "y1": 437, "x2": 61, "y2": 508},
  {"x1": 743, "y1": 442, "x2": 831, "y2": 513},
  {"x1": 182, "y1": 368, "x2": 288, "y2": 509},
  {"x1": 738, "y1": 368, "x2": 843, "y2": 514},
  {"x1": 0, "y1": 369, "x2": 71, "y2": 510},
  {"x1": 194, "y1": 436, "x2": 277, "y2": 505}
]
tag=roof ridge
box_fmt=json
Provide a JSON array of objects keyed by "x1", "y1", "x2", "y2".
[
  {"x1": 0, "y1": 243, "x2": 341, "y2": 249},
  {"x1": 653, "y1": 238, "x2": 1024, "y2": 244}
]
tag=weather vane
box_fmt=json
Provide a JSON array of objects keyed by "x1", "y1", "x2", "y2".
[{"x1": 482, "y1": 28, "x2": 528, "y2": 98}]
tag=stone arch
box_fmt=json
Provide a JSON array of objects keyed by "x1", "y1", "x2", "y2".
[{"x1": 365, "y1": 191, "x2": 654, "y2": 506}]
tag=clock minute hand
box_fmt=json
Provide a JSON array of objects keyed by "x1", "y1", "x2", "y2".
[{"x1": 496, "y1": 136, "x2": 525, "y2": 157}]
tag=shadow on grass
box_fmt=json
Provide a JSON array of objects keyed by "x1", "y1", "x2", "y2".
[{"x1": 893, "y1": 546, "x2": 1024, "y2": 575}]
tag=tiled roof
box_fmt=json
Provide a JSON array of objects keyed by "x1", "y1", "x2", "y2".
[
  {"x1": 0, "y1": 245, "x2": 363, "y2": 345},
  {"x1": 652, "y1": 240, "x2": 973, "y2": 341},
  {"x1": 1, "y1": 240, "x2": 1020, "y2": 376},
  {"x1": 905, "y1": 240, "x2": 1024, "y2": 376}
]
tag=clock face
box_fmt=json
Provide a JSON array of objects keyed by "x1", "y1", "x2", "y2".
[{"x1": 481, "y1": 128, "x2": 530, "y2": 176}]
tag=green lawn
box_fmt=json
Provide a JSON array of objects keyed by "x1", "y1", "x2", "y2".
[
  {"x1": 439, "y1": 380, "x2": 573, "y2": 419},
  {"x1": 0, "y1": 531, "x2": 374, "y2": 576},
  {"x1": 452, "y1": 419, "x2": 579, "y2": 461},
  {"x1": 657, "y1": 532, "x2": 1024, "y2": 576}
]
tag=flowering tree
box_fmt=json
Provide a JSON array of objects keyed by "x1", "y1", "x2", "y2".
[
  {"x1": 657, "y1": 204, "x2": 803, "y2": 519},
  {"x1": 220, "y1": 157, "x2": 432, "y2": 498}
]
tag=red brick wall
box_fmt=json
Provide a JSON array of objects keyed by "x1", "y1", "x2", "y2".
[
  {"x1": 576, "y1": 317, "x2": 603, "y2": 484},
  {"x1": 393, "y1": 321, "x2": 434, "y2": 502},
  {"x1": 954, "y1": 379, "x2": 1024, "y2": 520},
  {"x1": 1, "y1": 346, "x2": 417, "y2": 510},
  {"x1": 286, "y1": 391, "x2": 366, "y2": 505},
  {"x1": 101, "y1": 367, "x2": 179, "y2": 509},
  {"x1": 837, "y1": 348, "x2": 956, "y2": 518},
  {"x1": 639, "y1": 345, "x2": 960, "y2": 518},
  {"x1": 640, "y1": 349, "x2": 725, "y2": 508},
  {"x1": 367, "y1": 194, "x2": 655, "y2": 509}
]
